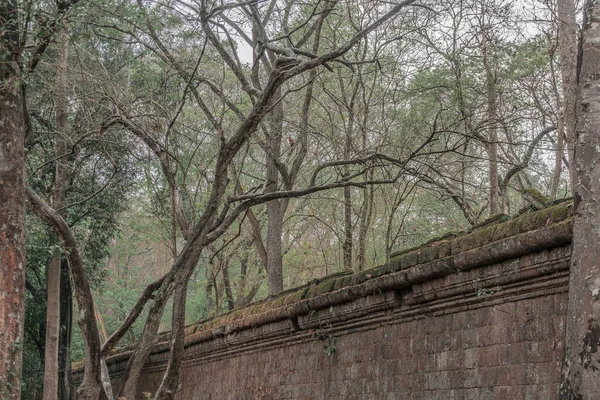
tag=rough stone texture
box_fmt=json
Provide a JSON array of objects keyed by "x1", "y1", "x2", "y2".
[{"x1": 73, "y1": 202, "x2": 574, "y2": 399}]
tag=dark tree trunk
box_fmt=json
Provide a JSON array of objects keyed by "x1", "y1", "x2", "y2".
[
  {"x1": 58, "y1": 259, "x2": 73, "y2": 400},
  {"x1": 205, "y1": 276, "x2": 214, "y2": 317},
  {"x1": 559, "y1": 1, "x2": 600, "y2": 397},
  {"x1": 342, "y1": 185, "x2": 353, "y2": 271},
  {"x1": 0, "y1": 1, "x2": 27, "y2": 397},
  {"x1": 222, "y1": 261, "x2": 235, "y2": 311},
  {"x1": 43, "y1": 258, "x2": 61, "y2": 400},
  {"x1": 357, "y1": 177, "x2": 374, "y2": 271}
]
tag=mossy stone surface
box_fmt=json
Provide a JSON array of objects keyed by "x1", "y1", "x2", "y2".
[{"x1": 400, "y1": 250, "x2": 420, "y2": 270}]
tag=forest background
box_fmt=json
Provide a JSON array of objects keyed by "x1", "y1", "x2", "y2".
[{"x1": 1, "y1": 0, "x2": 597, "y2": 398}]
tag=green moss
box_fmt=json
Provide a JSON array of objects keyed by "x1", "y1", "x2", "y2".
[
  {"x1": 492, "y1": 221, "x2": 512, "y2": 242},
  {"x1": 513, "y1": 208, "x2": 551, "y2": 233},
  {"x1": 424, "y1": 235, "x2": 444, "y2": 245},
  {"x1": 305, "y1": 278, "x2": 337, "y2": 298},
  {"x1": 277, "y1": 284, "x2": 307, "y2": 298},
  {"x1": 471, "y1": 213, "x2": 510, "y2": 230},
  {"x1": 300, "y1": 285, "x2": 313, "y2": 299},
  {"x1": 389, "y1": 243, "x2": 425, "y2": 260},
  {"x1": 471, "y1": 225, "x2": 498, "y2": 248},
  {"x1": 350, "y1": 271, "x2": 371, "y2": 286},
  {"x1": 417, "y1": 245, "x2": 439, "y2": 264},
  {"x1": 435, "y1": 241, "x2": 452, "y2": 258},
  {"x1": 549, "y1": 202, "x2": 573, "y2": 223},
  {"x1": 284, "y1": 289, "x2": 304, "y2": 305},
  {"x1": 332, "y1": 276, "x2": 346, "y2": 290},
  {"x1": 389, "y1": 253, "x2": 402, "y2": 265},
  {"x1": 366, "y1": 264, "x2": 385, "y2": 278},
  {"x1": 522, "y1": 188, "x2": 551, "y2": 208},
  {"x1": 441, "y1": 231, "x2": 462, "y2": 240},
  {"x1": 399, "y1": 250, "x2": 420, "y2": 269},
  {"x1": 341, "y1": 275, "x2": 354, "y2": 288},
  {"x1": 246, "y1": 303, "x2": 264, "y2": 316},
  {"x1": 451, "y1": 234, "x2": 478, "y2": 255},
  {"x1": 316, "y1": 278, "x2": 336, "y2": 295},
  {"x1": 269, "y1": 295, "x2": 288, "y2": 308},
  {"x1": 316, "y1": 270, "x2": 350, "y2": 284},
  {"x1": 378, "y1": 261, "x2": 400, "y2": 276}
]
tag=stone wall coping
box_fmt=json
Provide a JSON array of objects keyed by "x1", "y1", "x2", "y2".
[{"x1": 72, "y1": 200, "x2": 573, "y2": 372}]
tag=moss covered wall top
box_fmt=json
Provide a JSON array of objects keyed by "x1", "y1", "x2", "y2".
[{"x1": 73, "y1": 200, "x2": 574, "y2": 370}]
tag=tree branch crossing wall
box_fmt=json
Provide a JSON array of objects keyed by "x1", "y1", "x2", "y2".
[{"x1": 73, "y1": 201, "x2": 574, "y2": 399}]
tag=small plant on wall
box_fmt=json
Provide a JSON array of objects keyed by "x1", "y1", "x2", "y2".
[
  {"x1": 324, "y1": 337, "x2": 337, "y2": 357},
  {"x1": 313, "y1": 329, "x2": 337, "y2": 358}
]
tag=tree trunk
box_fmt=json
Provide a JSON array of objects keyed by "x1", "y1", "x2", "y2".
[
  {"x1": 0, "y1": 1, "x2": 27, "y2": 397},
  {"x1": 154, "y1": 279, "x2": 188, "y2": 400},
  {"x1": 559, "y1": 1, "x2": 600, "y2": 397},
  {"x1": 265, "y1": 87, "x2": 285, "y2": 296},
  {"x1": 342, "y1": 83, "x2": 358, "y2": 271},
  {"x1": 552, "y1": 118, "x2": 566, "y2": 199},
  {"x1": 44, "y1": 27, "x2": 69, "y2": 400},
  {"x1": 222, "y1": 260, "x2": 235, "y2": 311},
  {"x1": 557, "y1": 0, "x2": 578, "y2": 190},
  {"x1": 43, "y1": 258, "x2": 61, "y2": 400},
  {"x1": 357, "y1": 79, "x2": 373, "y2": 271},
  {"x1": 550, "y1": 49, "x2": 566, "y2": 199},
  {"x1": 483, "y1": 39, "x2": 499, "y2": 215},
  {"x1": 118, "y1": 288, "x2": 169, "y2": 400},
  {"x1": 205, "y1": 275, "x2": 214, "y2": 317},
  {"x1": 357, "y1": 184, "x2": 373, "y2": 271},
  {"x1": 26, "y1": 188, "x2": 105, "y2": 400},
  {"x1": 266, "y1": 202, "x2": 284, "y2": 295},
  {"x1": 58, "y1": 259, "x2": 73, "y2": 400},
  {"x1": 342, "y1": 188, "x2": 353, "y2": 271}
]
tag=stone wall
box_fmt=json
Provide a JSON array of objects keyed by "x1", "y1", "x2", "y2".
[{"x1": 73, "y1": 201, "x2": 574, "y2": 399}]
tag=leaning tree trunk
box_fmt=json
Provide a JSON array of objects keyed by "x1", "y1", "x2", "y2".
[
  {"x1": 27, "y1": 188, "x2": 105, "y2": 400},
  {"x1": 0, "y1": 2, "x2": 27, "y2": 397},
  {"x1": 559, "y1": 1, "x2": 600, "y2": 398},
  {"x1": 154, "y1": 278, "x2": 189, "y2": 400}
]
